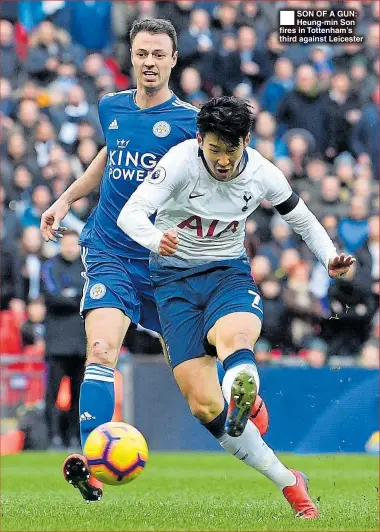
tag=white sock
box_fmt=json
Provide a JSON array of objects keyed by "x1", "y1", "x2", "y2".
[
  {"x1": 218, "y1": 421, "x2": 296, "y2": 489},
  {"x1": 221, "y1": 363, "x2": 260, "y2": 402}
]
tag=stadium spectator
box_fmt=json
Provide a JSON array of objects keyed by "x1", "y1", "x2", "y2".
[
  {"x1": 355, "y1": 215, "x2": 379, "y2": 306},
  {"x1": 16, "y1": 99, "x2": 42, "y2": 154},
  {"x1": 213, "y1": 2, "x2": 238, "y2": 35},
  {"x1": 304, "y1": 338, "x2": 328, "y2": 368},
  {"x1": 5, "y1": 165, "x2": 34, "y2": 211},
  {"x1": 156, "y1": 1, "x2": 195, "y2": 36},
  {"x1": 322, "y1": 261, "x2": 377, "y2": 358},
  {"x1": 365, "y1": 22, "x2": 379, "y2": 63},
  {"x1": 1, "y1": 188, "x2": 24, "y2": 311},
  {"x1": 20, "y1": 226, "x2": 45, "y2": 301},
  {"x1": 250, "y1": 255, "x2": 272, "y2": 284},
  {"x1": 79, "y1": 53, "x2": 114, "y2": 105},
  {"x1": 248, "y1": 199, "x2": 275, "y2": 244},
  {"x1": 1, "y1": 77, "x2": 16, "y2": 117},
  {"x1": 258, "y1": 215, "x2": 297, "y2": 269},
  {"x1": 50, "y1": 85, "x2": 102, "y2": 152},
  {"x1": 24, "y1": 20, "x2": 84, "y2": 86},
  {"x1": 69, "y1": 1, "x2": 113, "y2": 53},
  {"x1": 213, "y1": 33, "x2": 242, "y2": 95},
  {"x1": 20, "y1": 297, "x2": 46, "y2": 351},
  {"x1": 259, "y1": 276, "x2": 292, "y2": 354},
  {"x1": 284, "y1": 130, "x2": 313, "y2": 181},
  {"x1": 47, "y1": 59, "x2": 78, "y2": 99},
  {"x1": 338, "y1": 196, "x2": 370, "y2": 253},
  {"x1": 41, "y1": 230, "x2": 85, "y2": 450},
  {"x1": 178, "y1": 8, "x2": 218, "y2": 78},
  {"x1": 0, "y1": 19, "x2": 21, "y2": 84},
  {"x1": 260, "y1": 57, "x2": 294, "y2": 115},
  {"x1": 21, "y1": 185, "x2": 52, "y2": 228},
  {"x1": 33, "y1": 119, "x2": 57, "y2": 168},
  {"x1": 254, "y1": 338, "x2": 272, "y2": 365},
  {"x1": 325, "y1": 71, "x2": 361, "y2": 158},
  {"x1": 334, "y1": 43, "x2": 366, "y2": 72},
  {"x1": 309, "y1": 46, "x2": 334, "y2": 89},
  {"x1": 249, "y1": 112, "x2": 288, "y2": 159},
  {"x1": 179, "y1": 67, "x2": 208, "y2": 107},
  {"x1": 349, "y1": 58, "x2": 377, "y2": 106},
  {"x1": 2, "y1": 131, "x2": 40, "y2": 186},
  {"x1": 311, "y1": 175, "x2": 349, "y2": 221},
  {"x1": 351, "y1": 89, "x2": 379, "y2": 178},
  {"x1": 277, "y1": 64, "x2": 329, "y2": 155},
  {"x1": 236, "y1": 2, "x2": 271, "y2": 44},
  {"x1": 283, "y1": 261, "x2": 323, "y2": 350},
  {"x1": 237, "y1": 26, "x2": 269, "y2": 92}
]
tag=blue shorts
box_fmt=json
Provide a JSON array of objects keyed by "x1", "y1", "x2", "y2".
[
  {"x1": 80, "y1": 246, "x2": 161, "y2": 333},
  {"x1": 151, "y1": 263, "x2": 264, "y2": 369}
]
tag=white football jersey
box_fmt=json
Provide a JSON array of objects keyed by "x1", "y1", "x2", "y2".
[
  {"x1": 123, "y1": 139, "x2": 292, "y2": 260},
  {"x1": 118, "y1": 138, "x2": 337, "y2": 269}
]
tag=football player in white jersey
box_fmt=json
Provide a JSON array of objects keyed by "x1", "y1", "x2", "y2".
[{"x1": 117, "y1": 97, "x2": 355, "y2": 518}]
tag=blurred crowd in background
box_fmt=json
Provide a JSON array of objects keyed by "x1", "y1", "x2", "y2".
[{"x1": 1, "y1": 0, "x2": 379, "y2": 370}]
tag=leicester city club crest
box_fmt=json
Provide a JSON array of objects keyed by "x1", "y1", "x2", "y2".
[
  {"x1": 153, "y1": 121, "x2": 171, "y2": 138},
  {"x1": 90, "y1": 283, "x2": 106, "y2": 300}
]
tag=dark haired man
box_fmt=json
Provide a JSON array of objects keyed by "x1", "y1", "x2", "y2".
[
  {"x1": 41, "y1": 230, "x2": 85, "y2": 452},
  {"x1": 118, "y1": 96, "x2": 355, "y2": 519},
  {"x1": 41, "y1": 19, "x2": 198, "y2": 501}
]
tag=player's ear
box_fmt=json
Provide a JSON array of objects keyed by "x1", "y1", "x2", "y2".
[
  {"x1": 196, "y1": 132, "x2": 203, "y2": 148},
  {"x1": 244, "y1": 133, "x2": 251, "y2": 148},
  {"x1": 172, "y1": 51, "x2": 178, "y2": 68}
]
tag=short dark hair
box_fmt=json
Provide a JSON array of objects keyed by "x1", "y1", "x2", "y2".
[
  {"x1": 197, "y1": 97, "x2": 255, "y2": 148},
  {"x1": 129, "y1": 19, "x2": 178, "y2": 53}
]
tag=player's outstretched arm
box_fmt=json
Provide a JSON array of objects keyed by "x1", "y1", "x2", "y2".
[
  {"x1": 263, "y1": 161, "x2": 356, "y2": 278},
  {"x1": 41, "y1": 147, "x2": 107, "y2": 242},
  {"x1": 278, "y1": 196, "x2": 355, "y2": 277}
]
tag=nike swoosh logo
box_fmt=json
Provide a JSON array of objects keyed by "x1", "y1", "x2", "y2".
[{"x1": 189, "y1": 193, "x2": 206, "y2": 199}]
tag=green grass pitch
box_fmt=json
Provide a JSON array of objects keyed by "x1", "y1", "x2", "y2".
[{"x1": 1, "y1": 452, "x2": 378, "y2": 531}]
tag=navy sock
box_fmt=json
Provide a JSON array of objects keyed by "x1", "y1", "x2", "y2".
[
  {"x1": 202, "y1": 401, "x2": 228, "y2": 438},
  {"x1": 222, "y1": 349, "x2": 255, "y2": 372},
  {"x1": 79, "y1": 363, "x2": 115, "y2": 450}
]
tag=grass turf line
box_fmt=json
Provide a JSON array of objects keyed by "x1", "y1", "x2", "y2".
[{"x1": 1, "y1": 452, "x2": 378, "y2": 531}]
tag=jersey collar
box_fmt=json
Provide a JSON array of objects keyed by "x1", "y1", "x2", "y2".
[{"x1": 130, "y1": 89, "x2": 177, "y2": 111}]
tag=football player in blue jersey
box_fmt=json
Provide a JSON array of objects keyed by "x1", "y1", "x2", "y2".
[{"x1": 41, "y1": 19, "x2": 199, "y2": 502}]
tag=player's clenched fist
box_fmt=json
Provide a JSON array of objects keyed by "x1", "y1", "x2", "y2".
[{"x1": 159, "y1": 228, "x2": 179, "y2": 256}]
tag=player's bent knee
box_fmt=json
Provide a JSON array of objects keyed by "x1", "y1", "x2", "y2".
[{"x1": 87, "y1": 339, "x2": 118, "y2": 367}]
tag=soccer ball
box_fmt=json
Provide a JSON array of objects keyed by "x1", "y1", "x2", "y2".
[{"x1": 84, "y1": 421, "x2": 148, "y2": 485}]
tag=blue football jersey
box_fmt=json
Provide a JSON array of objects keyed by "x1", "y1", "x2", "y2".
[{"x1": 80, "y1": 90, "x2": 198, "y2": 259}]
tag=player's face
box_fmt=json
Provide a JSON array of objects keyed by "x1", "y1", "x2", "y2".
[
  {"x1": 131, "y1": 32, "x2": 177, "y2": 92},
  {"x1": 198, "y1": 132, "x2": 250, "y2": 181}
]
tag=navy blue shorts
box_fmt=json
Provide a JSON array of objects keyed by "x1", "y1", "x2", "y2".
[
  {"x1": 152, "y1": 265, "x2": 264, "y2": 369},
  {"x1": 80, "y1": 246, "x2": 161, "y2": 333}
]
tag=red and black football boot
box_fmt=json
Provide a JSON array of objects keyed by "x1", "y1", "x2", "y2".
[
  {"x1": 63, "y1": 454, "x2": 103, "y2": 503},
  {"x1": 283, "y1": 469, "x2": 318, "y2": 519}
]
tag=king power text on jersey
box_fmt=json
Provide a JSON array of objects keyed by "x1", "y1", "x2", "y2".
[{"x1": 108, "y1": 149, "x2": 157, "y2": 181}]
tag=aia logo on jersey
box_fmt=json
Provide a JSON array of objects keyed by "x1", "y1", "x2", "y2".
[
  {"x1": 153, "y1": 121, "x2": 171, "y2": 138},
  {"x1": 148, "y1": 167, "x2": 166, "y2": 184},
  {"x1": 178, "y1": 216, "x2": 239, "y2": 238}
]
